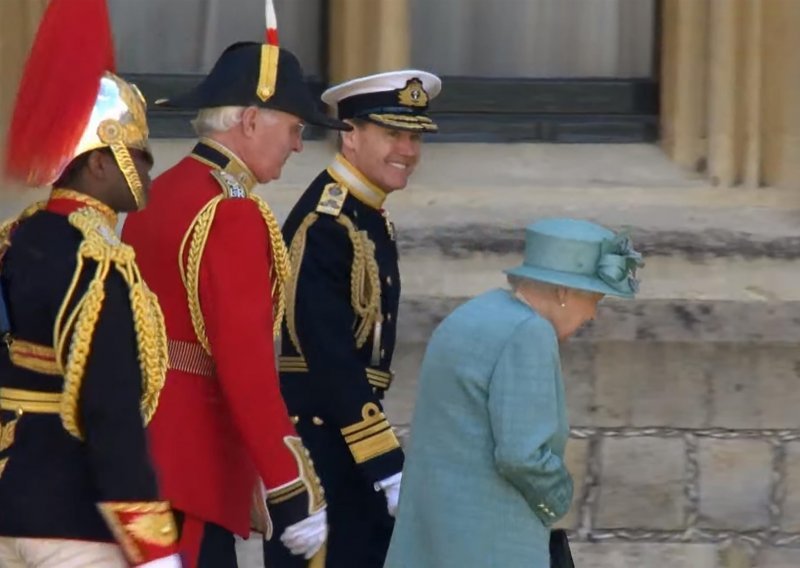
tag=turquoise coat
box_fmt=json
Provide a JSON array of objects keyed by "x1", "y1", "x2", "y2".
[{"x1": 384, "y1": 288, "x2": 573, "y2": 568}]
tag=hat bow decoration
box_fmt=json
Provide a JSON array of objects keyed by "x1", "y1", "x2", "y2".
[{"x1": 596, "y1": 231, "x2": 644, "y2": 294}]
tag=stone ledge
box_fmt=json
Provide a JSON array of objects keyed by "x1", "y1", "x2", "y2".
[
  {"x1": 397, "y1": 225, "x2": 800, "y2": 260},
  {"x1": 397, "y1": 296, "x2": 800, "y2": 343}
]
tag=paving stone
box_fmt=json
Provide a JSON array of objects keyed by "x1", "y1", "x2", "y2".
[
  {"x1": 571, "y1": 542, "x2": 719, "y2": 568},
  {"x1": 697, "y1": 438, "x2": 772, "y2": 530},
  {"x1": 717, "y1": 541, "x2": 755, "y2": 568},
  {"x1": 554, "y1": 438, "x2": 590, "y2": 530},
  {"x1": 756, "y1": 548, "x2": 800, "y2": 568},
  {"x1": 383, "y1": 342, "x2": 426, "y2": 428},
  {"x1": 709, "y1": 344, "x2": 800, "y2": 429},
  {"x1": 237, "y1": 536, "x2": 262, "y2": 567},
  {"x1": 560, "y1": 342, "x2": 596, "y2": 427},
  {"x1": 595, "y1": 437, "x2": 686, "y2": 530},
  {"x1": 780, "y1": 441, "x2": 800, "y2": 532},
  {"x1": 592, "y1": 341, "x2": 710, "y2": 428}
]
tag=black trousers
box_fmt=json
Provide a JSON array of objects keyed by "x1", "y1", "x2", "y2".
[
  {"x1": 263, "y1": 533, "x2": 309, "y2": 568},
  {"x1": 174, "y1": 510, "x2": 238, "y2": 568},
  {"x1": 294, "y1": 419, "x2": 394, "y2": 568}
]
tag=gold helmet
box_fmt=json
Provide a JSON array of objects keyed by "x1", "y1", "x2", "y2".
[
  {"x1": 4, "y1": 0, "x2": 151, "y2": 208},
  {"x1": 72, "y1": 72, "x2": 152, "y2": 206}
]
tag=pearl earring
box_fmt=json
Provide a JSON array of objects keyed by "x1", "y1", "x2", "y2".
[{"x1": 560, "y1": 302, "x2": 567, "y2": 308}]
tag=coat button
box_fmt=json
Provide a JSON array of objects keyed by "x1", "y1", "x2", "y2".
[
  {"x1": 386, "y1": 276, "x2": 393, "y2": 286},
  {"x1": 386, "y1": 313, "x2": 393, "y2": 322},
  {"x1": 312, "y1": 416, "x2": 324, "y2": 426}
]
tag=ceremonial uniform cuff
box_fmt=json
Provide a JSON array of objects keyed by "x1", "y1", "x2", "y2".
[
  {"x1": 97, "y1": 501, "x2": 179, "y2": 566},
  {"x1": 261, "y1": 436, "x2": 327, "y2": 540},
  {"x1": 340, "y1": 403, "x2": 401, "y2": 465}
]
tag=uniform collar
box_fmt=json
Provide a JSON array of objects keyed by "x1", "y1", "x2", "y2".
[
  {"x1": 190, "y1": 138, "x2": 258, "y2": 194},
  {"x1": 47, "y1": 188, "x2": 118, "y2": 228},
  {"x1": 327, "y1": 153, "x2": 387, "y2": 210}
]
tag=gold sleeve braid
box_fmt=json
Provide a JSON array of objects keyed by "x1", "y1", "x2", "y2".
[
  {"x1": 178, "y1": 195, "x2": 290, "y2": 356},
  {"x1": 285, "y1": 213, "x2": 381, "y2": 353},
  {"x1": 53, "y1": 208, "x2": 167, "y2": 440}
]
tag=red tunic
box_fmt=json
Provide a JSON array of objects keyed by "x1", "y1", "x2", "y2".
[{"x1": 122, "y1": 140, "x2": 309, "y2": 536}]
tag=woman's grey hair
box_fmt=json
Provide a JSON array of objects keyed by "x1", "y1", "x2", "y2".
[
  {"x1": 507, "y1": 274, "x2": 561, "y2": 295},
  {"x1": 191, "y1": 106, "x2": 279, "y2": 136}
]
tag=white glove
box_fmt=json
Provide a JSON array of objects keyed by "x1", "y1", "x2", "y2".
[
  {"x1": 375, "y1": 472, "x2": 403, "y2": 517},
  {"x1": 280, "y1": 508, "x2": 328, "y2": 559},
  {"x1": 139, "y1": 554, "x2": 183, "y2": 567}
]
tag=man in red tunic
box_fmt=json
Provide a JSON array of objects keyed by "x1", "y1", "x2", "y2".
[{"x1": 121, "y1": 38, "x2": 350, "y2": 566}]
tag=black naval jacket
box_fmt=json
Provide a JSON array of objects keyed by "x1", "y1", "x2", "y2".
[
  {"x1": 280, "y1": 154, "x2": 404, "y2": 485},
  {"x1": 0, "y1": 193, "x2": 176, "y2": 561}
]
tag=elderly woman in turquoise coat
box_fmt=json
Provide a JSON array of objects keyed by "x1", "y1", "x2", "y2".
[{"x1": 384, "y1": 218, "x2": 643, "y2": 568}]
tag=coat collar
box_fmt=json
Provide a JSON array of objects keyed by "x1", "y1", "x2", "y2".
[
  {"x1": 190, "y1": 138, "x2": 258, "y2": 194},
  {"x1": 326, "y1": 153, "x2": 387, "y2": 210}
]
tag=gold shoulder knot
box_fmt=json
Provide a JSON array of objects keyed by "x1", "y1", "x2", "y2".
[
  {"x1": 315, "y1": 183, "x2": 348, "y2": 217},
  {"x1": 54, "y1": 207, "x2": 168, "y2": 440}
]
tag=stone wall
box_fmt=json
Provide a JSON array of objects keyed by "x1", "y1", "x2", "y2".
[{"x1": 389, "y1": 280, "x2": 800, "y2": 567}]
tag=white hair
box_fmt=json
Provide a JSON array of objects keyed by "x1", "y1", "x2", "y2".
[
  {"x1": 191, "y1": 106, "x2": 279, "y2": 136},
  {"x1": 507, "y1": 274, "x2": 560, "y2": 294}
]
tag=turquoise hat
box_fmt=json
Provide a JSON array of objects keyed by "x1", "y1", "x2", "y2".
[{"x1": 504, "y1": 218, "x2": 644, "y2": 298}]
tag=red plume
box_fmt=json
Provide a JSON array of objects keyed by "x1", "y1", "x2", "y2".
[
  {"x1": 4, "y1": 0, "x2": 116, "y2": 186},
  {"x1": 265, "y1": 0, "x2": 279, "y2": 45}
]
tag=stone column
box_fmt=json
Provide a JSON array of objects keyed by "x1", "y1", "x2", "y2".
[
  {"x1": 660, "y1": 0, "x2": 800, "y2": 189},
  {"x1": 659, "y1": 0, "x2": 709, "y2": 173},
  {"x1": 0, "y1": 0, "x2": 48, "y2": 188},
  {"x1": 760, "y1": 0, "x2": 800, "y2": 189},
  {"x1": 327, "y1": 0, "x2": 410, "y2": 84}
]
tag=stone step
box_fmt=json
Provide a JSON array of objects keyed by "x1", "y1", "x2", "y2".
[
  {"x1": 398, "y1": 252, "x2": 798, "y2": 302},
  {"x1": 396, "y1": 297, "x2": 800, "y2": 345},
  {"x1": 384, "y1": 296, "x2": 800, "y2": 427}
]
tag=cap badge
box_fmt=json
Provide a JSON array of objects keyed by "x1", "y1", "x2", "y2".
[{"x1": 397, "y1": 79, "x2": 428, "y2": 108}]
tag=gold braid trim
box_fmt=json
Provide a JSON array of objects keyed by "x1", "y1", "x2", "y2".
[
  {"x1": 249, "y1": 194, "x2": 290, "y2": 338},
  {"x1": 108, "y1": 140, "x2": 145, "y2": 209},
  {"x1": 178, "y1": 196, "x2": 224, "y2": 355},
  {"x1": 0, "y1": 201, "x2": 46, "y2": 259},
  {"x1": 53, "y1": 208, "x2": 167, "y2": 439},
  {"x1": 178, "y1": 195, "x2": 289, "y2": 354},
  {"x1": 126, "y1": 264, "x2": 168, "y2": 425},
  {"x1": 285, "y1": 212, "x2": 320, "y2": 354},
  {"x1": 334, "y1": 215, "x2": 382, "y2": 349}
]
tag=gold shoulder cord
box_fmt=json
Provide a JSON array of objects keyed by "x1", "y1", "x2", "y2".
[
  {"x1": 284, "y1": 212, "x2": 319, "y2": 354},
  {"x1": 336, "y1": 214, "x2": 382, "y2": 349},
  {"x1": 53, "y1": 208, "x2": 167, "y2": 440},
  {"x1": 178, "y1": 194, "x2": 290, "y2": 355},
  {"x1": 285, "y1": 212, "x2": 381, "y2": 354},
  {"x1": 178, "y1": 195, "x2": 224, "y2": 355},
  {"x1": 249, "y1": 194, "x2": 291, "y2": 339}
]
